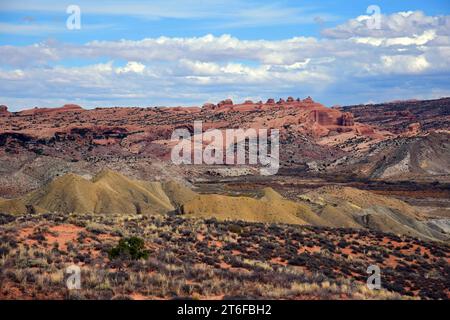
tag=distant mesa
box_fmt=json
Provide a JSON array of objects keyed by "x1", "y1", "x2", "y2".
[
  {"x1": 61, "y1": 104, "x2": 83, "y2": 110},
  {"x1": 19, "y1": 104, "x2": 83, "y2": 115},
  {"x1": 389, "y1": 99, "x2": 419, "y2": 104}
]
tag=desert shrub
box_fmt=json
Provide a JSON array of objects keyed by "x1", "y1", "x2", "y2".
[
  {"x1": 288, "y1": 254, "x2": 308, "y2": 266},
  {"x1": 228, "y1": 224, "x2": 244, "y2": 235},
  {"x1": 29, "y1": 231, "x2": 46, "y2": 242},
  {"x1": 159, "y1": 232, "x2": 171, "y2": 241},
  {"x1": 0, "y1": 245, "x2": 10, "y2": 256},
  {"x1": 86, "y1": 222, "x2": 110, "y2": 234},
  {"x1": 337, "y1": 240, "x2": 348, "y2": 248},
  {"x1": 33, "y1": 148, "x2": 44, "y2": 155},
  {"x1": 0, "y1": 213, "x2": 15, "y2": 225},
  {"x1": 108, "y1": 236, "x2": 149, "y2": 260},
  {"x1": 108, "y1": 270, "x2": 130, "y2": 285},
  {"x1": 430, "y1": 248, "x2": 445, "y2": 257}
]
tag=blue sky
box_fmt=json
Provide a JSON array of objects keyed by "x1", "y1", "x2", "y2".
[
  {"x1": 1, "y1": 0, "x2": 450, "y2": 110},
  {"x1": 1, "y1": 0, "x2": 449, "y2": 43}
]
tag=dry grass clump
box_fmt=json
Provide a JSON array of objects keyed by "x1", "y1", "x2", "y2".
[{"x1": 0, "y1": 211, "x2": 448, "y2": 300}]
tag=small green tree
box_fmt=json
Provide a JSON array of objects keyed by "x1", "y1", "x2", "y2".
[{"x1": 108, "y1": 236, "x2": 149, "y2": 260}]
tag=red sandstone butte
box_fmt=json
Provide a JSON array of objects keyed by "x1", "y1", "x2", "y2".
[{"x1": 0, "y1": 105, "x2": 9, "y2": 116}]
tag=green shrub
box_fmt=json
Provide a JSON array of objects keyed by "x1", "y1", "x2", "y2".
[{"x1": 108, "y1": 236, "x2": 149, "y2": 260}]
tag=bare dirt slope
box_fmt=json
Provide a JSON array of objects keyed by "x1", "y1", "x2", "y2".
[
  {"x1": 0, "y1": 170, "x2": 191, "y2": 215},
  {"x1": 1, "y1": 170, "x2": 447, "y2": 241}
]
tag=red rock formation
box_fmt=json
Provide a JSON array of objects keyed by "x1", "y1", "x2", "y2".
[
  {"x1": 355, "y1": 125, "x2": 375, "y2": 135},
  {"x1": 62, "y1": 104, "x2": 83, "y2": 110},
  {"x1": 19, "y1": 104, "x2": 83, "y2": 115},
  {"x1": 266, "y1": 98, "x2": 275, "y2": 104},
  {"x1": 399, "y1": 110, "x2": 412, "y2": 117},
  {"x1": 303, "y1": 96, "x2": 314, "y2": 103},
  {"x1": 404, "y1": 122, "x2": 421, "y2": 136},
  {"x1": 0, "y1": 97, "x2": 385, "y2": 163},
  {"x1": 202, "y1": 103, "x2": 217, "y2": 110},
  {"x1": 217, "y1": 99, "x2": 233, "y2": 108},
  {"x1": 286, "y1": 96, "x2": 294, "y2": 103},
  {"x1": 0, "y1": 105, "x2": 9, "y2": 116},
  {"x1": 340, "y1": 112, "x2": 355, "y2": 126},
  {"x1": 408, "y1": 122, "x2": 421, "y2": 132},
  {"x1": 309, "y1": 110, "x2": 340, "y2": 126}
]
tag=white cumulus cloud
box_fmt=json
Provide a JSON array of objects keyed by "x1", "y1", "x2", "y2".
[{"x1": 0, "y1": 11, "x2": 449, "y2": 110}]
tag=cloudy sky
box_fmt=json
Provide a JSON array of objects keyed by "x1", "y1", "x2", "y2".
[{"x1": 1, "y1": 0, "x2": 450, "y2": 111}]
